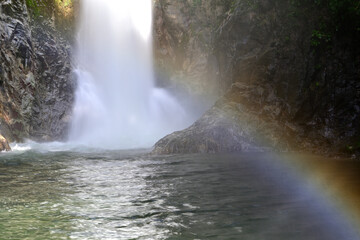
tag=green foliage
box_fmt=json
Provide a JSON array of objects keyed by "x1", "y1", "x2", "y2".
[
  {"x1": 344, "y1": 136, "x2": 360, "y2": 153},
  {"x1": 325, "y1": 0, "x2": 360, "y2": 16},
  {"x1": 315, "y1": 63, "x2": 322, "y2": 70},
  {"x1": 24, "y1": 0, "x2": 74, "y2": 39},
  {"x1": 25, "y1": 0, "x2": 73, "y2": 19},
  {"x1": 311, "y1": 29, "x2": 331, "y2": 46},
  {"x1": 55, "y1": 0, "x2": 72, "y2": 7},
  {"x1": 25, "y1": 0, "x2": 55, "y2": 19},
  {"x1": 305, "y1": 0, "x2": 360, "y2": 48},
  {"x1": 26, "y1": 0, "x2": 41, "y2": 17}
]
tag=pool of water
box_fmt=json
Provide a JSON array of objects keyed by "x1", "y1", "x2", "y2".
[{"x1": 0, "y1": 148, "x2": 359, "y2": 239}]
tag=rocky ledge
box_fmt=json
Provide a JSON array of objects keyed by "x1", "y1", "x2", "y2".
[{"x1": 153, "y1": 82, "x2": 306, "y2": 154}]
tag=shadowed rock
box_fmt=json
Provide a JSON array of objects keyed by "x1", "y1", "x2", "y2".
[
  {"x1": 153, "y1": 83, "x2": 303, "y2": 154},
  {"x1": 153, "y1": 0, "x2": 360, "y2": 156}
]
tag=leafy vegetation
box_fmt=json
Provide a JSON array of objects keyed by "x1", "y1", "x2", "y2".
[
  {"x1": 25, "y1": 0, "x2": 75, "y2": 39},
  {"x1": 26, "y1": 0, "x2": 41, "y2": 17},
  {"x1": 309, "y1": 0, "x2": 360, "y2": 47},
  {"x1": 25, "y1": 0, "x2": 54, "y2": 18},
  {"x1": 311, "y1": 29, "x2": 332, "y2": 46},
  {"x1": 25, "y1": 0, "x2": 74, "y2": 19}
]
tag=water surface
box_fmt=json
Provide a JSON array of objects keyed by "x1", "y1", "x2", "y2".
[{"x1": 0, "y1": 149, "x2": 359, "y2": 239}]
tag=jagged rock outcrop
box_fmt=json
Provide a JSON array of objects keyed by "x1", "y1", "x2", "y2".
[
  {"x1": 0, "y1": 134, "x2": 11, "y2": 151},
  {"x1": 153, "y1": 82, "x2": 301, "y2": 154},
  {"x1": 0, "y1": 0, "x2": 74, "y2": 142},
  {"x1": 153, "y1": 0, "x2": 360, "y2": 156}
]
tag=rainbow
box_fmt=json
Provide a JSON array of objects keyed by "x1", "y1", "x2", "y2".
[{"x1": 273, "y1": 153, "x2": 360, "y2": 239}]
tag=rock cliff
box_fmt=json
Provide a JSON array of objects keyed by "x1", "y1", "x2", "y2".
[
  {"x1": 153, "y1": 0, "x2": 231, "y2": 99},
  {"x1": 0, "y1": 0, "x2": 359, "y2": 156},
  {"x1": 153, "y1": 0, "x2": 360, "y2": 156},
  {"x1": 0, "y1": 0, "x2": 74, "y2": 142}
]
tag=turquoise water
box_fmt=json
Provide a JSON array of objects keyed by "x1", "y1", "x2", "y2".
[{"x1": 0, "y1": 148, "x2": 358, "y2": 239}]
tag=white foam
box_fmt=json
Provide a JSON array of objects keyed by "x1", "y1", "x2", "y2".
[
  {"x1": 10, "y1": 143, "x2": 32, "y2": 152},
  {"x1": 69, "y1": 0, "x2": 190, "y2": 149}
]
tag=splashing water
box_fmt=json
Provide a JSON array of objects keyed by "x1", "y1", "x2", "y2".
[{"x1": 69, "y1": 0, "x2": 188, "y2": 149}]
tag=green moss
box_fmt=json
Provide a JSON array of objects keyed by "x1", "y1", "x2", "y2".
[
  {"x1": 315, "y1": 63, "x2": 322, "y2": 70},
  {"x1": 55, "y1": 0, "x2": 72, "y2": 7},
  {"x1": 25, "y1": 0, "x2": 41, "y2": 17},
  {"x1": 308, "y1": 0, "x2": 360, "y2": 46},
  {"x1": 25, "y1": 0, "x2": 74, "y2": 19},
  {"x1": 24, "y1": 0, "x2": 75, "y2": 40},
  {"x1": 284, "y1": 35, "x2": 290, "y2": 43},
  {"x1": 311, "y1": 29, "x2": 331, "y2": 46}
]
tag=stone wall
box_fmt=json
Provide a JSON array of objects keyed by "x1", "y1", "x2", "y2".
[{"x1": 0, "y1": 0, "x2": 74, "y2": 142}]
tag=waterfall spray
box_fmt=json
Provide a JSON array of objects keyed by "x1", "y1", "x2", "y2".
[{"x1": 69, "y1": 0, "x2": 187, "y2": 149}]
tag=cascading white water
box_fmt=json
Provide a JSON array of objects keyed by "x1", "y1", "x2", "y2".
[{"x1": 69, "y1": 0, "x2": 187, "y2": 149}]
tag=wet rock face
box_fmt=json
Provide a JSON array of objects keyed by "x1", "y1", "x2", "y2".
[
  {"x1": 153, "y1": 105, "x2": 253, "y2": 154},
  {"x1": 153, "y1": 0, "x2": 230, "y2": 99},
  {"x1": 153, "y1": 0, "x2": 360, "y2": 155},
  {"x1": 0, "y1": 0, "x2": 74, "y2": 142},
  {"x1": 153, "y1": 82, "x2": 300, "y2": 154},
  {"x1": 29, "y1": 25, "x2": 74, "y2": 142},
  {"x1": 213, "y1": 1, "x2": 360, "y2": 154}
]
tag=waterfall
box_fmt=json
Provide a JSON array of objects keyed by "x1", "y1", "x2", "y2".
[{"x1": 69, "y1": 0, "x2": 187, "y2": 149}]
